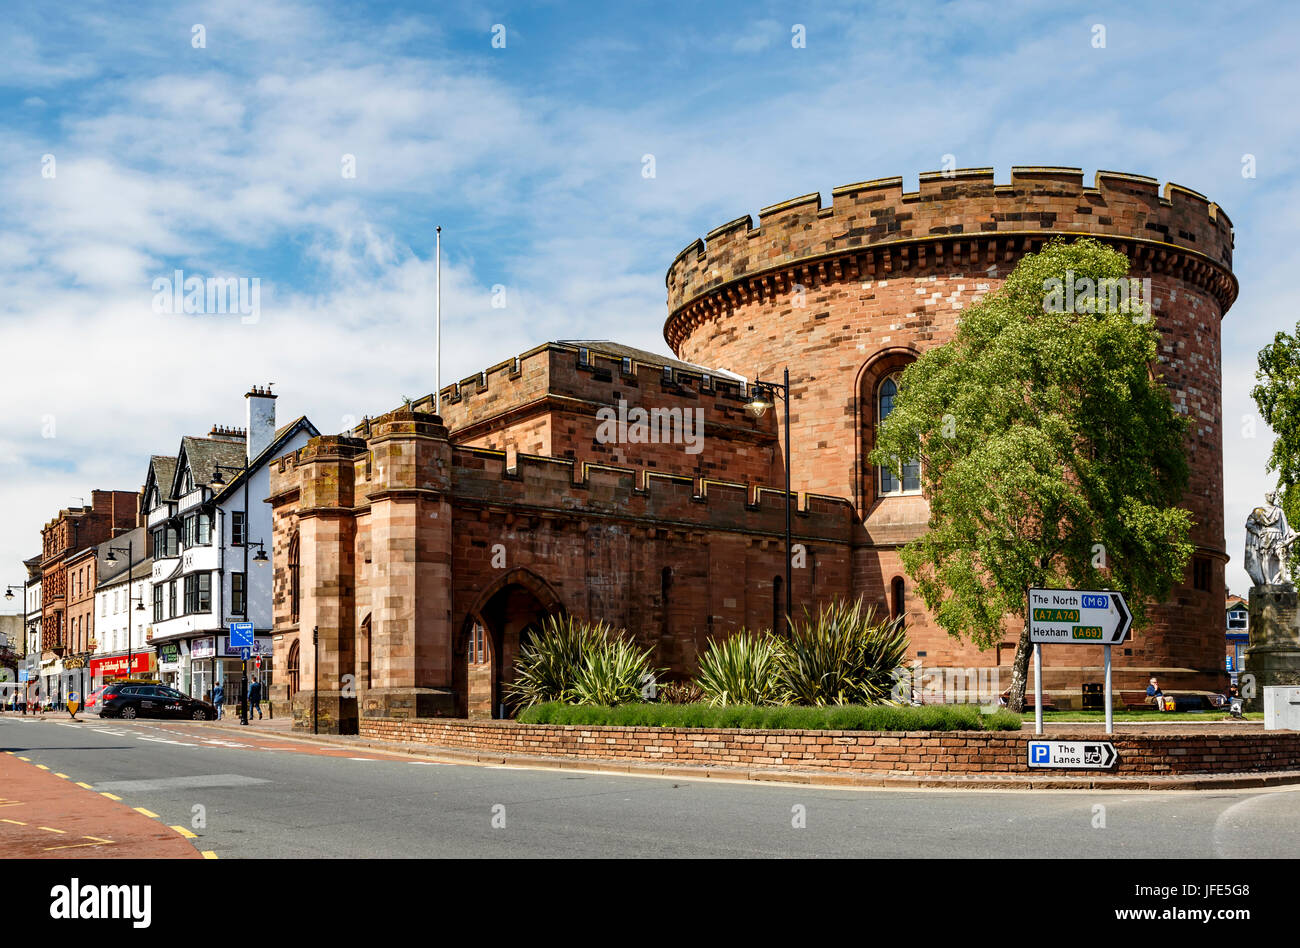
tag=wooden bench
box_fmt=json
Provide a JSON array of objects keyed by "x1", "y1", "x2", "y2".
[{"x1": 1120, "y1": 691, "x2": 1154, "y2": 710}]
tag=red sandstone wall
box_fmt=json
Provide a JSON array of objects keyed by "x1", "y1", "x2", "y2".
[{"x1": 358, "y1": 718, "x2": 1300, "y2": 777}]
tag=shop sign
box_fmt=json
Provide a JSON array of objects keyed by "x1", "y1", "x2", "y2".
[
  {"x1": 89, "y1": 652, "x2": 154, "y2": 678},
  {"x1": 192, "y1": 636, "x2": 216, "y2": 659}
]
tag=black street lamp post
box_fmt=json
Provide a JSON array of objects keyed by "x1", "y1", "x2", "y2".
[
  {"x1": 745, "y1": 368, "x2": 793, "y2": 631},
  {"x1": 105, "y1": 541, "x2": 146, "y2": 681},
  {"x1": 3, "y1": 586, "x2": 24, "y2": 711}
]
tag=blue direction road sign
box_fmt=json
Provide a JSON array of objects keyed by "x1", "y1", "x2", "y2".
[
  {"x1": 238, "y1": 647, "x2": 252, "y2": 661},
  {"x1": 229, "y1": 622, "x2": 255, "y2": 649}
]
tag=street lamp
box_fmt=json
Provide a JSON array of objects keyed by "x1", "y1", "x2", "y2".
[
  {"x1": 211, "y1": 462, "x2": 270, "y2": 727},
  {"x1": 106, "y1": 540, "x2": 142, "y2": 681},
  {"x1": 745, "y1": 368, "x2": 793, "y2": 633},
  {"x1": 3, "y1": 585, "x2": 24, "y2": 712}
]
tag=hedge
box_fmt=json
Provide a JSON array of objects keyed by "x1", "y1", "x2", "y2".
[{"x1": 516, "y1": 702, "x2": 1023, "y2": 731}]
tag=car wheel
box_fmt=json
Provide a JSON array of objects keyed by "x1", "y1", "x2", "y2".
[
  {"x1": 192, "y1": 709, "x2": 209, "y2": 721},
  {"x1": 120, "y1": 705, "x2": 137, "y2": 720}
]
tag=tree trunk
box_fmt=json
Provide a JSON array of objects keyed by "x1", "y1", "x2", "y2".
[{"x1": 1007, "y1": 626, "x2": 1033, "y2": 713}]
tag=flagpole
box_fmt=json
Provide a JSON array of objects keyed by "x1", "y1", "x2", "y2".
[{"x1": 436, "y1": 225, "x2": 442, "y2": 416}]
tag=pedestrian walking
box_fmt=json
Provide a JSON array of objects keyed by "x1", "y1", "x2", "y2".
[
  {"x1": 213, "y1": 681, "x2": 225, "y2": 719},
  {"x1": 248, "y1": 678, "x2": 263, "y2": 719}
]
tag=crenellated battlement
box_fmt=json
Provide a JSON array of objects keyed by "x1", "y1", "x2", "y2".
[
  {"x1": 451, "y1": 446, "x2": 853, "y2": 538},
  {"x1": 665, "y1": 166, "x2": 1237, "y2": 346},
  {"x1": 379, "y1": 341, "x2": 757, "y2": 440}
]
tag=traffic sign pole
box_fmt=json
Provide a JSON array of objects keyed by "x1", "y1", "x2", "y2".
[
  {"x1": 1104, "y1": 644, "x2": 1113, "y2": 733},
  {"x1": 1033, "y1": 642, "x2": 1043, "y2": 735}
]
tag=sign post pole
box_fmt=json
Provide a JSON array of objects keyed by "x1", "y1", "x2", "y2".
[
  {"x1": 1104, "y1": 643, "x2": 1113, "y2": 734},
  {"x1": 1033, "y1": 642, "x2": 1043, "y2": 735}
]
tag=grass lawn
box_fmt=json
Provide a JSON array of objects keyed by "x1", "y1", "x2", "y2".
[{"x1": 1039, "y1": 709, "x2": 1262, "y2": 722}]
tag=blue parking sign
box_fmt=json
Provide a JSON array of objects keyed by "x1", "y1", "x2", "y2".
[{"x1": 1029, "y1": 743, "x2": 1051, "y2": 764}]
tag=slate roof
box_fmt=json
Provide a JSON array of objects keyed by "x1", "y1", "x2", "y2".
[
  {"x1": 95, "y1": 527, "x2": 150, "y2": 586},
  {"x1": 175, "y1": 436, "x2": 248, "y2": 496},
  {"x1": 148, "y1": 455, "x2": 178, "y2": 501}
]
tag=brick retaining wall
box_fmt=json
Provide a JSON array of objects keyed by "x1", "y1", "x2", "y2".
[{"x1": 358, "y1": 718, "x2": 1299, "y2": 776}]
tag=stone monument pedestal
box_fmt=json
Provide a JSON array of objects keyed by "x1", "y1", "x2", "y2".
[{"x1": 1245, "y1": 584, "x2": 1300, "y2": 711}]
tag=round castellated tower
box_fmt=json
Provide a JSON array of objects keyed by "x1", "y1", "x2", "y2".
[{"x1": 664, "y1": 166, "x2": 1238, "y2": 696}]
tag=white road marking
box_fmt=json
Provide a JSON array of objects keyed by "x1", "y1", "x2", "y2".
[
  {"x1": 94, "y1": 774, "x2": 270, "y2": 792},
  {"x1": 1212, "y1": 787, "x2": 1300, "y2": 858}
]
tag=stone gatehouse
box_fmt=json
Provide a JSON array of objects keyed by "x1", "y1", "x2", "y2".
[{"x1": 268, "y1": 166, "x2": 1238, "y2": 730}]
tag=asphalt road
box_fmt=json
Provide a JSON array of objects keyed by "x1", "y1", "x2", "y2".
[{"x1": 2, "y1": 716, "x2": 1297, "y2": 858}]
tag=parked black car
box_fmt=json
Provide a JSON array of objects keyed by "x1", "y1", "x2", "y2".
[{"x1": 97, "y1": 683, "x2": 217, "y2": 720}]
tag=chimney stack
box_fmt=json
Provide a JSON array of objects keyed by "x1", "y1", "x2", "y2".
[{"x1": 245, "y1": 384, "x2": 277, "y2": 462}]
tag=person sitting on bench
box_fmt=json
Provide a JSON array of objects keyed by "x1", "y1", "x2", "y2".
[{"x1": 1146, "y1": 677, "x2": 1163, "y2": 707}]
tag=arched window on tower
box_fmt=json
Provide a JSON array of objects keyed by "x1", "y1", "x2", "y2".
[
  {"x1": 287, "y1": 640, "x2": 300, "y2": 699},
  {"x1": 877, "y1": 374, "x2": 921, "y2": 496},
  {"x1": 891, "y1": 576, "x2": 906, "y2": 624},
  {"x1": 288, "y1": 533, "x2": 301, "y2": 623}
]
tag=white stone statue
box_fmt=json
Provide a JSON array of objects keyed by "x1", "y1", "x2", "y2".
[{"x1": 1245, "y1": 490, "x2": 1298, "y2": 587}]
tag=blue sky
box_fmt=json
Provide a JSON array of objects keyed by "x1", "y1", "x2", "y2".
[{"x1": 2, "y1": 0, "x2": 1297, "y2": 604}]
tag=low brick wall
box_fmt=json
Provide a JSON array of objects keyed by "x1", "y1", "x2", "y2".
[{"x1": 357, "y1": 718, "x2": 1300, "y2": 776}]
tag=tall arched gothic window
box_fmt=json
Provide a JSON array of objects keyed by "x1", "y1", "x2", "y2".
[
  {"x1": 877, "y1": 374, "x2": 920, "y2": 495},
  {"x1": 288, "y1": 533, "x2": 301, "y2": 623}
]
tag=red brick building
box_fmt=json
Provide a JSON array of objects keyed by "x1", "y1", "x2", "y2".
[
  {"x1": 38, "y1": 490, "x2": 140, "y2": 696},
  {"x1": 270, "y1": 166, "x2": 1236, "y2": 729}
]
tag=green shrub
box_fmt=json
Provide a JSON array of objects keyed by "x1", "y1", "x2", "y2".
[
  {"x1": 507, "y1": 614, "x2": 659, "y2": 709},
  {"x1": 778, "y1": 599, "x2": 909, "y2": 706},
  {"x1": 517, "y1": 701, "x2": 1021, "y2": 731},
  {"x1": 568, "y1": 635, "x2": 657, "y2": 706},
  {"x1": 506, "y1": 614, "x2": 614, "y2": 709},
  {"x1": 695, "y1": 630, "x2": 786, "y2": 706},
  {"x1": 657, "y1": 680, "x2": 704, "y2": 704}
]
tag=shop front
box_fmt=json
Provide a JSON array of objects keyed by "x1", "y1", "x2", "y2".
[
  {"x1": 187, "y1": 633, "x2": 274, "y2": 705},
  {"x1": 157, "y1": 640, "x2": 190, "y2": 692},
  {"x1": 191, "y1": 635, "x2": 217, "y2": 702},
  {"x1": 89, "y1": 651, "x2": 156, "y2": 685}
]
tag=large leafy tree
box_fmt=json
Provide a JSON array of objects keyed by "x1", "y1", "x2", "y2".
[
  {"x1": 871, "y1": 237, "x2": 1194, "y2": 711},
  {"x1": 1251, "y1": 328, "x2": 1300, "y2": 562}
]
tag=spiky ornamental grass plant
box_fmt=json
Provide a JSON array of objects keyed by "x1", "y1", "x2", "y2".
[
  {"x1": 695, "y1": 630, "x2": 786, "y2": 706},
  {"x1": 567, "y1": 635, "x2": 657, "y2": 707},
  {"x1": 507, "y1": 614, "x2": 658, "y2": 709},
  {"x1": 506, "y1": 614, "x2": 612, "y2": 709},
  {"x1": 777, "y1": 599, "x2": 910, "y2": 707}
]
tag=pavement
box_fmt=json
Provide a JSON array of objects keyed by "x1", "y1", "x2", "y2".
[
  {"x1": 4, "y1": 713, "x2": 1300, "y2": 858},
  {"x1": 0, "y1": 742, "x2": 202, "y2": 858}
]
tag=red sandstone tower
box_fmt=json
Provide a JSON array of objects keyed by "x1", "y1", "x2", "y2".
[{"x1": 663, "y1": 166, "x2": 1237, "y2": 695}]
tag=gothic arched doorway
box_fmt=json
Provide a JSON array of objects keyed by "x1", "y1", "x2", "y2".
[{"x1": 461, "y1": 569, "x2": 564, "y2": 719}]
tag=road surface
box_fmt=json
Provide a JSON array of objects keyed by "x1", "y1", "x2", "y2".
[{"x1": 1, "y1": 716, "x2": 1295, "y2": 858}]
